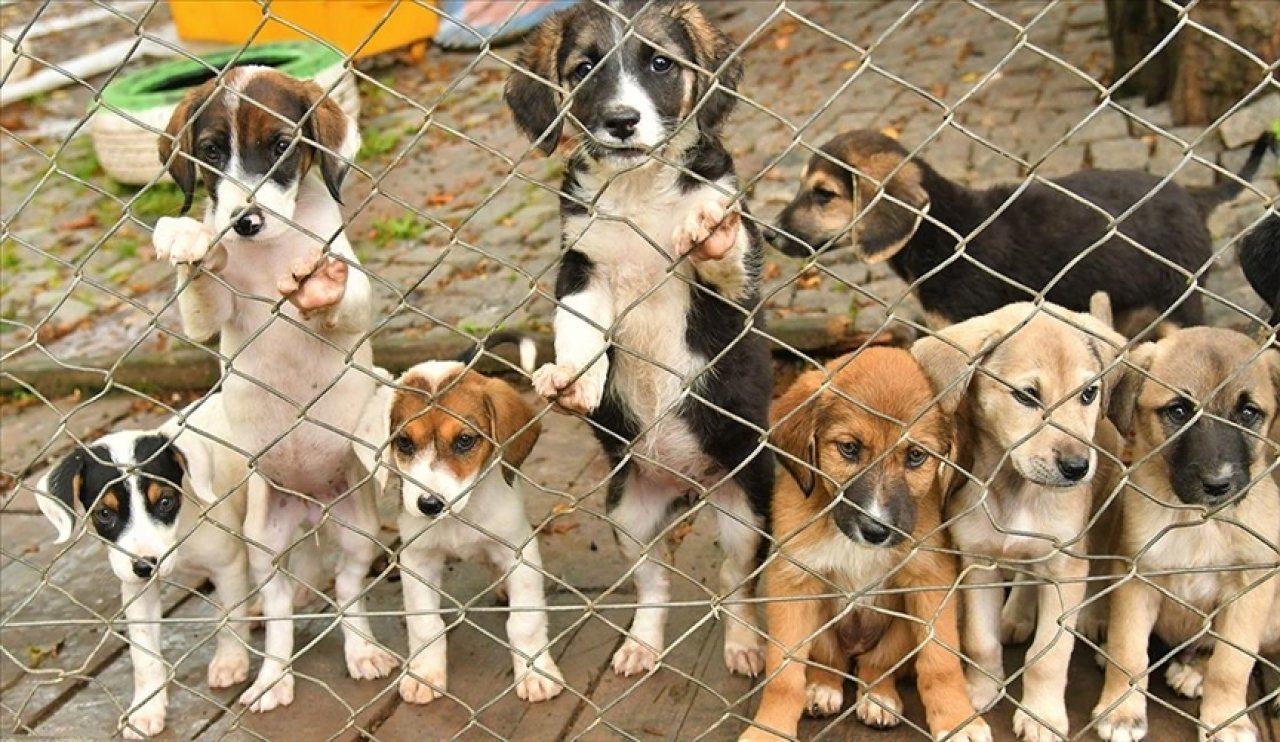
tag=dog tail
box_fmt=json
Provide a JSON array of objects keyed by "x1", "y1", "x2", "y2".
[
  {"x1": 1188, "y1": 131, "x2": 1276, "y2": 218},
  {"x1": 456, "y1": 330, "x2": 539, "y2": 374},
  {"x1": 1239, "y1": 212, "x2": 1280, "y2": 327}
]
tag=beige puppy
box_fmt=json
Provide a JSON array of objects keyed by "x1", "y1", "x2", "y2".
[
  {"x1": 1092, "y1": 327, "x2": 1280, "y2": 742},
  {"x1": 913, "y1": 297, "x2": 1125, "y2": 742}
]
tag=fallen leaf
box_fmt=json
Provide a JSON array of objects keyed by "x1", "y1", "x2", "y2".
[
  {"x1": 773, "y1": 35, "x2": 790, "y2": 51},
  {"x1": 426, "y1": 192, "x2": 455, "y2": 207},
  {"x1": 762, "y1": 262, "x2": 781, "y2": 281},
  {"x1": 25, "y1": 640, "x2": 63, "y2": 669},
  {"x1": 547, "y1": 520, "x2": 580, "y2": 535},
  {"x1": 840, "y1": 59, "x2": 858, "y2": 71},
  {"x1": 927, "y1": 34, "x2": 946, "y2": 47},
  {"x1": 796, "y1": 268, "x2": 821, "y2": 290},
  {"x1": 960, "y1": 71, "x2": 980, "y2": 84},
  {"x1": 59, "y1": 213, "x2": 99, "y2": 231},
  {"x1": 552, "y1": 502, "x2": 575, "y2": 515},
  {"x1": 930, "y1": 83, "x2": 948, "y2": 99},
  {"x1": 880, "y1": 125, "x2": 901, "y2": 140}
]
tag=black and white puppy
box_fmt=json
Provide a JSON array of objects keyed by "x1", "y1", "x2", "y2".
[
  {"x1": 505, "y1": 0, "x2": 774, "y2": 678},
  {"x1": 34, "y1": 395, "x2": 250, "y2": 739}
]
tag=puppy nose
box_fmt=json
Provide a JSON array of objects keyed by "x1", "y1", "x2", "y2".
[
  {"x1": 1200, "y1": 474, "x2": 1233, "y2": 498},
  {"x1": 416, "y1": 494, "x2": 445, "y2": 517},
  {"x1": 132, "y1": 557, "x2": 158, "y2": 579},
  {"x1": 1056, "y1": 455, "x2": 1090, "y2": 482},
  {"x1": 233, "y1": 207, "x2": 264, "y2": 237},
  {"x1": 858, "y1": 518, "x2": 892, "y2": 546},
  {"x1": 602, "y1": 106, "x2": 640, "y2": 140}
]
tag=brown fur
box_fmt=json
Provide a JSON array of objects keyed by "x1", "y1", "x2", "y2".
[{"x1": 744, "y1": 348, "x2": 988, "y2": 741}]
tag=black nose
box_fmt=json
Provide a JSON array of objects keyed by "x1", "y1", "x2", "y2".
[
  {"x1": 1200, "y1": 474, "x2": 1233, "y2": 498},
  {"x1": 858, "y1": 518, "x2": 892, "y2": 546},
  {"x1": 417, "y1": 494, "x2": 445, "y2": 517},
  {"x1": 602, "y1": 106, "x2": 640, "y2": 140},
  {"x1": 233, "y1": 207, "x2": 264, "y2": 237},
  {"x1": 1057, "y1": 455, "x2": 1090, "y2": 482},
  {"x1": 132, "y1": 557, "x2": 158, "y2": 579}
]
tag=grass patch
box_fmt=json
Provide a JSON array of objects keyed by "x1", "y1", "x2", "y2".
[
  {"x1": 123, "y1": 182, "x2": 187, "y2": 222},
  {"x1": 113, "y1": 237, "x2": 141, "y2": 259},
  {"x1": 372, "y1": 213, "x2": 431, "y2": 246},
  {"x1": 56, "y1": 138, "x2": 101, "y2": 181},
  {"x1": 359, "y1": 123, "x2": 412, "y2": 160},
  {"x1": 1, "y1": 239, "x2": 22, "y2": 271}
]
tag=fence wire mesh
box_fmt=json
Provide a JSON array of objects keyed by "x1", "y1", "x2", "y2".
[{"x1": 1, "y1": 0, "x2": 1278, "y2": 740}]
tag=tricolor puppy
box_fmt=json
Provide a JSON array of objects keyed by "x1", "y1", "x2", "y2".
[
  {"x1": 768, "y1": 130, "x2": 1276, "y2": 336},
  {"x1": 387, "y1": 337, "x2": 564, "y2": 705},
  {"x1": 34, "y1": 395, "x2": 250, "y2": 739},
  {"x1": 506, "y1": 0, "x2": 776, "y2": 678},
  {"x1": 743, "y1": 348, "x2": 989, "y2": 742},
  {"x1": 1092, "y1": 327, "x2": 1280, "y2": 742},
  {"x1": 153, "y1": 66, "x2": 397, "y2": 713},
  {"x1": 911, "y1": 297, "x2": 1125, "y2": 742}
]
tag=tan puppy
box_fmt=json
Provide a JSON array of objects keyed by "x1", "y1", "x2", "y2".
[
  {"x1": 742, "y1": 347, "x2": 990, "y2": 742},
  {"x1": 912, "y1": 297, "x2": 1125, "y2": 742},
  {"x1": 1092, "y1": 327, "x2": 1280, "y2": 742}
]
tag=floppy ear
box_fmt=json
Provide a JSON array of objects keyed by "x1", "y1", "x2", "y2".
[
  {"x1": 158, "y1": 84, "x2": 211, "y2": 215},
  {"x1": 851, "y1": 155, "x2": 930, "y2": 265},
  {"x1": 169, "y1": 432, "x2": 217, "y2": 504},
  {"x1": 1108, "y1": 342, "x2": 1156, "y2": 439},
  {"x1": 910, "y1": 310, "x2": 1013, "y2": 417},
  {"x1": 671, "y1": 1, "x2": 743, "y2": 134},
  {"x1": 303, "y1": 82, "x2": 360, "y2": 204},
  {"x1": 1074, "y1": 300, "x2": 1127, "y2": 414},
  {"x1": 483, "y1": 380, "x2": 541, "y2": 485},
  {"x1": 505, "y1": 10, "x2": 568, "y2": 155},
  {"x1": 34, "y1": 449, "x2": 88, "y2": 544},
  {"x1": 769, "y1": 369, "x2": 825, "y2": 496}
]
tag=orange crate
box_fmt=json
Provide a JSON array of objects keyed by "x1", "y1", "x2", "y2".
[{"x1": 169, "y1": 0, "x2": 439, "y2": 59}]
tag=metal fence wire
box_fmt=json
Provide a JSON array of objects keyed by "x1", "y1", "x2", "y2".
[{"x1": 1, "y1": 0, "x2": 1278, "y2": 740}]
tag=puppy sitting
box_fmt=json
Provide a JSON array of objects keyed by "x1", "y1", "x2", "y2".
[
  {"x1": 912, "y1": 297, "x2": 1125, "y2": 742},
  {"x1": 742, "y1": 347, "x2": 990, "y2": 742},
  {"x1": 387, "y1": 344, "x2": 564, "y2": 705},
  {"x1": 1092, "y1": 327, "x2": 1280, "y2": 742},
  {"x1": 34, "y1": 394, "x2": 249, "y2": 739},
  {"x1": 153, "y1": 66, "x2": 396, "y2": 712},
  {"x1": 768, "y1": 129, "x2": 1274, "y2": 335}
]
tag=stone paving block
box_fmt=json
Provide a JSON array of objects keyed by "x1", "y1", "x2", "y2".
[
  {"x1": 1090, "y1": 138, "x2": 1153, "y2": 171},
  {"x1": 1219, "y1": 93, "x2": 1280, "y2": 150}
]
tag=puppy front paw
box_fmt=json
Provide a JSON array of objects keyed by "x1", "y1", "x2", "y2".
[
  {"x1": 1012, "y1": 704, "x2": 1068, "y2": 742},
  {"x1": 532, "y1": 362, "x2": 605, "y2": 415},
  {"x1": 611, "y1": 638, "x2": 659, "y2": 677},
  {"x1": 344, "y1": 639, "x2": 398, "y2": 680},
  {"x1": 1000, "y1": 602, "x2": 1035, "y2": 645},
  {"x1": 1092, "y1": 699, "x2": 1148, "y2": 742},
  {"x1": 723, "y1": 632, "x2": 764, "y2": 677},
  {"x1": 1201, "y1": 718, "x2": 1260, "y2": 742},
  {"x1": 208, "y1": 644, "x2": 250, "y2": 688},
  {"x1": 965, "y1": 668, "x2": 1004, "y2": 712},
  {"x1": 805, "y1": 681, "x2": 843, "y2": 717},
  {"x1": 278, "y1": 250, "x2": 349, "y2": 313},
  {"x1": 122, "y1": 694, "x2": 167, "y2": 739},
  {"x1": 1165, "y1": 658, "x2": 1204, "y2": 699},
  {"x1": 399, "y1": 668, "x2": 446, "y2": 704},
  {"x1": 239, "y1": 671, "x2": 295, "y2": 713},
  {"x1": 854, "y1": 690, "x2": 903, "y2": 729},
  {"x1": 154, "y1": 216, "x2": 223, "y2": 270},
  {"x1": 514, "y1": 660, "x2": 564, "y2": 703},
  {"x1": 674, "y1": 198, "x2": 741, "y2": 262},
  {"x1": 938, "y1": 717, "x2": 993, "y2": 742}
]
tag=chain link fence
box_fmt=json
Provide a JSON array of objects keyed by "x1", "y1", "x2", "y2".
[{"x1": 1, "y1": 0, "x2": 1278, "y2": 740}]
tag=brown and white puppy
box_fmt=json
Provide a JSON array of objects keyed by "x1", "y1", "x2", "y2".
[
  {"x1": 742, "y1": 348, "x2": 990, "y2": 742},
  {"x1": 1092, "y1": 327, "x2": 1280, "y2": 742},
  {"x1": 767, "y1": 129, "x2": 1275, "y2": 336},
  {"x1": 152, "y1": 67, "x2": 396, "y2": 713},
  {"x1": 912, "y1": 297, "x2": 1126, "y2": 742},
  {"x1": 505, "y1": 0, "x2": 776, "y2": 678},
  {"x1": 387, "y1": 355, "x2": 564, "y2": 706}
]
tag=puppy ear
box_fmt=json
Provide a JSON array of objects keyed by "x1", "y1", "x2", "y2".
[
  {"x1": 169, "y1": 432, "x2": 218, "y2": 504},
  {"x1": 505, "y1": 10, "x2": 568, "y2": 155},
  {"x1": 158, "y1": 85, "x2": 211, "y2": 215},
  {"x1": 769, "y1": 369, "x2": 824, "y2": 496},
  {"x1": 1108, "y1": 342, "x2": 1156, "y2": 438},
  {"x1": 671, "y1": 1, "x2": 743, "y2": 133},
  {"x1": 1089, "y1": 291, "x2": 1114, "y2": 329},
  {"x1": 34, "y1": 449, "x2": 88, "y2": 544},
  {"x1": 482, "y1": 379, "x2": 541, "y2": 485},
  {"x1": 303, "y1": 82, "x2": 360, "y2": 204},
  {"x1": 852, "y1": 155, "x2": 930, "y2": 265},
  {"x1": 911, "y1": 310, "x2": 1011, "y2": 417}
]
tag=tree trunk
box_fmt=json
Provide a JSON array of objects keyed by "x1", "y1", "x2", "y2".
[{"x1": 1105, "y1": 0, "x2": 1279, "y2": 125}]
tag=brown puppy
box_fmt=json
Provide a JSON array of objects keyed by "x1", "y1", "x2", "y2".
[
  {"x1": 742, "y1": 347, "x2": 990, "y2": 742},
  {"x1": 1092, "y1": 328, "x2": 1280, "y2": 742}
]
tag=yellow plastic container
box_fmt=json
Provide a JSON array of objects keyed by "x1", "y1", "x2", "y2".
[{"x1": 169, "y1": 1, "x2": 439, "y2": 59}]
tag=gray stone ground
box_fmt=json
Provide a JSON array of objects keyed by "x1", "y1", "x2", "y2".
[{"x1": 2, "y1": 1, "x2": 1279, "y2": 740}]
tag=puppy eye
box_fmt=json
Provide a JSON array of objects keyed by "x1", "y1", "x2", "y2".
[
  {"x1": 92, "y1": 507, "x2": 116, "y2": 527},
  {"x1": 198, "y1": 141, "x2": 224, "y2": 166},
  {"x1": 905, "y1": 447, "x2": 928, "y2": 470},
  {"x1": 154, "y1": 493, "x2": 178, "y2": 515},
  {"x1": 393, "y1": 435, "x2": 415, "y2": 456},
  {"x1": 650, "y1": 55, "x2": 674, "y2": 74},
  {"x1": 812, "y1": 187, "x2": 837, "y2": 206},
  {"x1": 1162, "y1": 399, "x2": 1193, "y2": 425},
  {"x1": 1080, "y1": 384, "x2": 1099, "y2": 406},
  {"x1": 1238, "y1": 403, "x2": 1264, "y2": 427},
  {"x1": 836, "y1": 440, "x2": 861, "y2": 461},
  {"x1": 272, "y1": 138, "x2": 292, "y2": 159},
  {"x1": 569, "y1": 60, "x2": 594, "y2": 82},
  {"x1": 1013, "y1": 386, "x2": 1040, "y2": 408},
  {"x1": 454, "y1": 433, "x2": 478, "y2": 453}
]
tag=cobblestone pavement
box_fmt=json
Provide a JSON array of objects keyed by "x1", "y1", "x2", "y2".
[{"x1": 1, "y1": 0, "x2": 1276, "y2": 374}]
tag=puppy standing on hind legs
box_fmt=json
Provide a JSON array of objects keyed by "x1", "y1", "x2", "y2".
[
  {"x1": 153, "y1": 66, "x2": 397, "y2": 713},
  {"x1": 505, "y1": 0, "x2": 774, "y2": 678}
]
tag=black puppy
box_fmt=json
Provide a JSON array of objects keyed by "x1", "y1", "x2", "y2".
[
  {"x1": 1240, "y1": 212, "x2": 1280, "y2": 327},
  {"x1": 505, "y1": 0, "x2": 774, "y2": 679},
  {"x1": 769, "y1": 129, "x2": 1274, "y2": 336}
]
